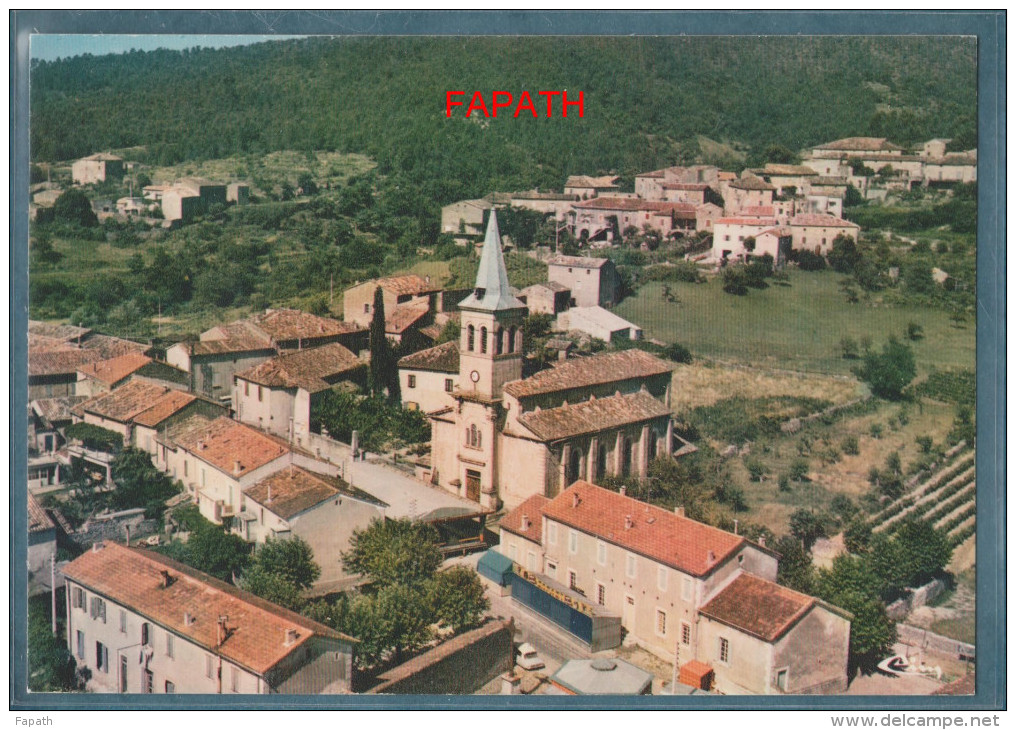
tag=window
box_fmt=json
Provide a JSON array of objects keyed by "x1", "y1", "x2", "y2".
[
  {"x1": 90, "y1": 597, "x2": 106, "y2": 623},
  {"x1": 363, "y1": 303, "x2": 370, "y2": 314},
  {"x1": 719, "y1": 637, "x2": 730, "y2": 664},
  {"x1": 466, "y1": 424, "x2": 482, "y2": 449},
  {"x1": 120, "y1": 656, "x2": 128, "y2": 692},
  {"x1": 205, "y1": 654, "x2": 214, "y2": 679},
  {"x1": 76, "y1": 630, "x2": 85, "y2": 659},
  {"x1": 165, "y1": 680, "x2": 176, "y2": 694},
  {"x1": 568, "y1": 530, "x2": 578, "y2": 554},
  {"x1": 231, "y1": 666, "x2": 240, "y2": 693},
  {"x1": 444, "y1": 378, "x2": 453, "y2": 392},
  {"x1": 166, "y1": 634, "x2": 175, "y2": 659},
  {"x1": 407, "y1": 374, "x2": 416, "y2": 389},
  {"x1": 119, "y1": 610, "x2": 127, "y2": 634},
  {"x1": 508, "y1": 326, "x2": 518, "y2": 353},
  {"x1": 480, "y1": 326, "x2": 488, "y2": 354},
  {"x1": 775, "y1": 668, "x2": 789, "y2": 692},
  {"x1": 682, "y1": 577, "x2": 694, "y2": 602},
  {"x1": 72, "y1": 586, "x2": 86, "y2": 610},
  {"x1": 96, "y1": 642, "x2": 109, "y2": 673},
  {"x1": 467, "y1": 325, "x2": 475, "y2": 351},
  {"x1": 657, "y1": 566, "x2": 668, "y2": 592},
  {"x1": 184, "y1": 461, "x2": 188, "y2": 477},
  {"x1": 546, "y1": 561, "x2": 558, "y2": 580},
  {"x1": 257, "y1": 385, "x2": 263, "y2": 402},
  {"x1": 656, "y1": 610, "x2": 667, "y2": 637},
  {"x1": 626, "y1": 553, "x2": 637, "y2": 579},
  {"x1": 141, "y1": 622, "x2": 151, "y2": 647},
  {"x1": 244, "y1": 381, "x2": 249, "y2": 397},
  {"x1": 547, "y1": 523, "x2": 558, "y2": 545},
  {"x1": 568, "y1": 570, "x2": 578, "y2": 591},
  {"x1": 596, "y1": 583, "x2": 606, "y2": 606},
  {"x1": 596, "y1": 541, "x2": 607, "y2": 566},
  {"x1": 681, "y1": 622, "x2": 692, "y2": 646},
  {"x1": 495, "y1": 326, "x2": 503, "y2": 355},
  {"x1": 142, "y1": 669, "x2": 154, "y2": 694}
]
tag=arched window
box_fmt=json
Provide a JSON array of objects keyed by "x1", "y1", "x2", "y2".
[
  {"x1": 467, "y1": 325, "x2": 475, "y2": 351},
  {"x1": 141, "y1": 622, "x2": 151, "y2": 647},
  {"x1": 649, "y1": 432, "x2": 658, "y2": 461},
  {"x1": 508, "y1": 326, "x2": 517, "y2": 353},
  {"x1": 513, "y1": 326, "x2": 522, "y2": 353},
  {"x1": 567, "y1": 448, "x2": 582, "y2": 484},
  {"x1": 621, "y1": 438, "x2": 633, "y2": 477},
  {"x1": 495, "y1": 326, "x2": 503, "y2": 355},
  {"x1": 480, "y1": 327, "x2": 488, "y2": 354},
  {"x1": 596, "y1": 445, "x2": 607, "y2": 479}
]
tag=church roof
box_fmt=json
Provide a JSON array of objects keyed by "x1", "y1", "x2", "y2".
[
  {"x1": 503, "y1": 349, "x2": 672, "y2": 399},
  {"x1": 517, "y1": 391, "x2": 671, "y2": 441},
  {"x1": 457, "y1": 212, "x2": 526, "y2": 313}
]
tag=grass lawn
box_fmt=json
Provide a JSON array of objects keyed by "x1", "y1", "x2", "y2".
[{"x1": 616, "y1": 269, "x2": 975, "y2": 375}]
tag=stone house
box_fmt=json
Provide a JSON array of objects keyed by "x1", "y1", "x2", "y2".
[
  {"x1": 563, "y1": 175, "x2": 619, "y2": 199},
  {"x1": 440, "y1": 198, "x2": 494, "y2": 239},
  {"x1": 788, "y1": 214, "x2": 860, "y2": 255},
  {"x1": 556, "y1": 306, "x2": 642, "y2": 344},
  {"x1": 546, "y1": 255, "x2": 619, "y2": 309},
  {"x1": 497, "y1": 481, "x2": 850, "y2": 695},
  {"x1": 232, "y1": 342, "x2": 367, "y2": 443},
  {"x1": 61, "y1": 541, "x2": 355, "y2": 694},
  {"x1": 397, "y1": 340, "x2": 460, "y2": 414},
  {"x1": 28, "y1": 323, "x2": 148, "y2": 400},
  {"x1": 237, "y1": 466, "x2": 387, "y2": 588},
  {"x1": 508, "y1": 191, "x2": 578, "y2": 221},
  {"x1": 160, "y1": 178, "x2": 227, "y2": 222},
  {"x1": 570, "y1": 197, "x2": 699, "y2": 241},
  {"x1": 28, "y1": 494, "x2": 57, "y2": 596},
  {"x1": 722, "y1": 175, "x2": 776, "y2": 214},
  {"x1": 75, "y1": 351, "x2": 188, "y2": 398},
  {"x1": 518, "y1": 281, "x2": 571, "y2": 316},
  {"x1": 343, "y1": 275, "x2": 442, "y2": 329},
  {"x1": 72, "y1": 153, "x2": 124, "y2": 185},
  {"x1": 711, "y1": 217, "x2": 780, "y2": 262}
]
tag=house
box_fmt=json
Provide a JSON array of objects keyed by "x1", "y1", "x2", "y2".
[
  {"x1": 563, "y1": 175, "x2": 619, "y2": 199},
  {"x1": 72, "y1": 153, "x2": 124, "y2": 185},
  {"x1": 385, "y1": 301, "x2": 432, "y2": 348},
  {"x1": 61, "y1": 541, "x2": 355, "y2": 694},
  {"x1": 343, "y1": 275, "x2": 441, "y2": 329},
  {"x1": 76, "y1": 351, "x2": 188, "y2": 398},
  {"x1": 28, "y1": 322, "x2": 149, "y2": 399},
  {"x1": 497, "y1": 481, "x2": 851, "y2": 695},
  {"x1": 28, "y1": 494, "x2": 57, "y2": 596},
  {"x1": 247, "y1": 309, "x2": 367, "y2": 353},
  {"x1": 556, "y1": 306, "x2": 642, "y2": 344},
  {"x1": 924, "y1": 154, "x2": 977, "y2": 185},
  {"x1": 155, "y1": 416, "x2": 294, "y2": 525},
  {"x1": 748, "y1": 164, "x2": 820, "y2": 198},
  {"x1": 398, "y1": 340, "x2": 460, "y2": 414},
  {"x1": 237, "y1": 466, "x2": 387, "y2": 588},
  {"x1": 226, "y1": 183, "x2": 250, "y2": 205},
  {"x1": 232, "y1": 342, "x2": 367, "y2": 443},
  {"x1": 508, "y1": 191, "x2": 578, "y2": 221},
  {"x1": 160, "y1": 178, "x2": 227, "y2": 222},
  {"x1": 789, "y1": 214, "x2": 860, "y2": 255},
  {"x1": 722, "y1": 175, "x2": 776, "y2": 214},
  {"x1": 427, "y1": 216, "x2": 677, "y2": 510},
  {"x1": 808, "y1": 137, "x2": 903, "y2": 161},
  {"x1": 440, "y1": 198, "x2": 494, "y2": 239},
  {"x1": 570, "y1": 198, "x2": 700, "y2": 242},
  {"x1": 711, "y1": 217, "x2": 780, "y2": 262},
  {"x1": 518, "y1": 281, "x2": 571, "y2": 316},
  {"x1": 546, "y1": 255, "x2": 619, "y2": 308}
]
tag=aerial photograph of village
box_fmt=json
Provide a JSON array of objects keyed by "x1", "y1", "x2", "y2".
[{"x1": 22, "y1": 33, "x2": 979, "y2": 700}]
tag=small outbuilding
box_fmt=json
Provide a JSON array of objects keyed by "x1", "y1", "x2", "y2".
[{"x1": 548, "y1": 658, "x2": 653, "y2": 695}]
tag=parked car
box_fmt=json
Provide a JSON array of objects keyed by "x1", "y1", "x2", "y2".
[{"x1": 516, "y1": 643, "x2": 545, "y2": 671}]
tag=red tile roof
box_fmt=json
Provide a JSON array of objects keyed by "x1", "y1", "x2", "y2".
[
  {"x1": 172, "y1": 417, "x2": 290, "y2": 477},
  {"x1": 503, "y1": 350, "x2": 672, "y2": 400},
  {"x1": 61, "y1": 542, "x2": 353, "y2": 677},
  {"x1": 236, "y1": 343, "x2": 363, "y2": 392},
  {"x1": 132, "y1": 390, "x2": 200, "y2": 428},
  {"x1": 740, "y1": 206, "x2": 776, "y2": 218},
  {"x1": 77, "y1": 351, "x2": 153, "y2": 385},
  {"x1": 699, "y1": 572, "x2": 816, "y2": 642},
  {"x1": 398, "y1": 341, "x2": 460, "y2": 374},
  {"x1": 759, "y1": 164, "x2": 819, "y2": 177},
  {"x1": 501, "y1": 495, "x2": 551, "y2": 544},
  {"x1": 244, "y1": 466, "x2": 386, "y2": 520},
  {"x1": 661, "y1": 182, "x2": 710, "y2": 191},
  {"x1": 386, "y1": 302, "x2": 430, "y2": 335},
  {"x1": 75, "y1": 380, "x2": 174, "y2": 423},
  {"x1": 29, "y1": 347, "x2": 102, "y2": 377},
  {"x1": 28, "y1": 321, "x2": 92, "y2": 342},
  {"x1": 729, "y1": 176, "x2": 776, "y2": 191},
  {"x1": 28, "y1": 493, "x2": 55, "y2": 533},
  {"x1": 518, "y1": 391, "x2": 672, "y2": 441},
  {"x1": 714, "y1": 217, "x2": 778, "y2": 227},
  {"x1": 565, "y1": 175, "x2": 619, "y2": 189},
  {"x1": 790, "y1": 214, "x2": 859, "y2": 228},
  {"x1": 31, "y1": 396, "x2": 88, "y2": 426},
  {"x1": 250, "y1": 309, "x2": 363, "y2": 343},
  {"x1": 80, "y1": 334, "x2": 149, "y2": 360},
  {"x1": 572, "y1": 197, "x2": 695, "y2": 214},
  {"x1": 541, "y1": 481, "x2": 745, "y2": 577}
]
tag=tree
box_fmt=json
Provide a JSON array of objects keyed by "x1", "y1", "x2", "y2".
[
  {"x1": 789, "y1": 509, "x2": 826, "y2": 550},
  {"x1": 28, "y1": 595, "x2": 84, "y2": 692},
  {"x1": 109, "y1": 447, "x2": 181, "y2": 516},
  {"x1": 722, "y1": 266, "x2": 749, "y2": 295},
  {"x1": 426, "y1": 566, "x2": 489, "y2": 633},
  {"x1": 844, "y1": 517, "x2": 873, "y2": 554},
  {"x1": 344, "y1": 584, "x2": 433, "y2": 668},
  {"x1": 184, "y1": 525, "x2": 252, "y2": 583},
  {"x1": 297, "y1": 172, "x2": 318, "y2": 196},
  {"x1": 774, "y1": 535, "x2": 814, "y2": 594},
  {"x1": 903, "y1": 261, "x2": 936, "y2": 295},
  {"x1": 341, "y1": 518, "x2": 442, "y2": 589},
  {"x1": 827, "y1": 234, "x2": 861, "y2": 274},
  {"x1": 853, "y1": 337, "x2": 916, "y2": 400},
  {"x1": 53, "y1": 188, "x2": 98, "y2": 227},
  {"x1": 250, "y1": 537, "x2": 321, "y2": 590},
  {"x1": 368, "y1": 286, "x2": 399, "y2": 400},
  {"x1": 890, "y1": 518, "x2": 953, "y2": 587},
  {"x1": 237, "y1": 566, "x2": 305, "y2": 611}
]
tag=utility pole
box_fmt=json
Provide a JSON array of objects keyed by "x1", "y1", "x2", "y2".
[
  {"x1": 671, "y1": 639, "x2": 680, "y2": 694},
  {"x1": 330, "y1": 275, "x2": 334, "y2": 305},
  {"x1": 50, "y1": 554, "x2": 57, "y2": 636}
]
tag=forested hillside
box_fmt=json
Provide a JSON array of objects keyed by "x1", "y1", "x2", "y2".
[{"x1": 31, "y1": 36, "x2": 976, "y2": 203}]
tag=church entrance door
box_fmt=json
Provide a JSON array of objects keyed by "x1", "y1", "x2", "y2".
[{"x1": 465, "y1": 469, "x2": 482, "y2": 502}]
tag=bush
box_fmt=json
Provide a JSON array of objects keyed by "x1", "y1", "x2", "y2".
[
  {"x1": 744, "y1": 457, "x2": 767, "y2": 482},
  {"x1": 842, "y1": 435, "x2": 860, "y2": 455},
  {"x1": 853, "y1": 337, "x2": 917, "y2": 400},
  {"x1": 792, "y1": 249, "x2": 827, "y2": 271},
  {"x1": 722, "y1": 266, "x2": 749, "y2": 296},
  {"x1": 661, "y1": 342, "x2": 693, "y2": 364},
  {"x1": 64, "y1": 422, "x2": 123, "y2": 452},
  {"x1": 788, "y1": 458, "x2": 810, "y2": 482}
]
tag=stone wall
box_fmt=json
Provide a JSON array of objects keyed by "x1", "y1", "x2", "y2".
[
  {"x1": 368, "y1": 619, "x2": 513, "y2": 695},
  {"x1": 70, "y1": 508, "x2": 158, "y2": 549},
  {"x1": 886, "y1": 578, "x2": 949, "y2": 620},
  {"x1": 896, "y1": 624, "x2": 975, "y2": 662}
]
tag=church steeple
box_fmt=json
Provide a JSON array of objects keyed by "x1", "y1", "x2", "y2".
[{"x1": 458, "y1": 211, "x2": 525, "y2": 313}]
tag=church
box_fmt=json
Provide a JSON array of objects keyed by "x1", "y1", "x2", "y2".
[{"x1": 424, "y1": 213, "x2": 677, "y2": 511}]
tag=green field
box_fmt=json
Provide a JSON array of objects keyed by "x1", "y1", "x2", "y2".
[{"x1": 616, "y1": 270, "x2": 975, "y2": 375}]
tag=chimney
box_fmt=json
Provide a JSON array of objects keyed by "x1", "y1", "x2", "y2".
[
  {"x1": 521, "y1": 515, "x2": 531, "y2": 532},
  {"x1": 159, "y1": 570, "x2": 173, "y2": 588},
  {"x1": 624, "y1": 515, "x2": 633, "y2": 529},
  {"x1": 674, "y1": 506, "x2": 685, "y2": 518},
  {"x1": 233, "y1": 460, "x2": 243, "y2": 476},
  {"x1": 217, "y1": 616, "x2": 229, "y2": 648},
  {"x1": 184, "y1": 612, "x2": 195, "y2": 626},
  {"x1": 91, "y1": 542, "x2": 105, "y2": 553},
  {"x1": 284, "y1": 628, "x2": 298, "y2": 646},
  {"x1": 198, "y1": 440, "x2": 206, "y2": 451},
  {"x1": 707, "y1": 550, "x2": 716, "y2": 565},
  {"x1": 758, "y1": 535, "x2": 766, "y2": 548},
  {"x1": 572, "y1": 493, "x2": 581, "y2": 508},
  {"x1": 619, "y1": 486, "x2": 627, "y2": 496},
  {"x1": 266, "y1": 485, "x2": 273, "y2": 504},
  {"x1": 734, "y1": 519, "x2": 739, "y2": 536}
]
